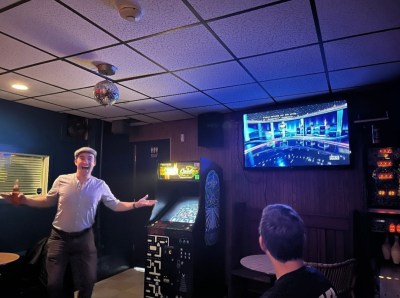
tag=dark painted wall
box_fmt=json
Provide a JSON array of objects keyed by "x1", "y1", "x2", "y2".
[{"x1": 0, "y1": 99, "x2": 109, "y2": 255}]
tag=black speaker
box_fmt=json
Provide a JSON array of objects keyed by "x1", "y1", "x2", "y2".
[
  {"x1": 198, "y1": 112, "x2": 224, "y2": 147},
  {"x1": 67, "y1": 115, "x2": 88, "y2": 139}
]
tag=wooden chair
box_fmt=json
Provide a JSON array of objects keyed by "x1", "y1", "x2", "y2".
[{"x1": 305, "y1": 258, "x2": 357, "y2": 298}]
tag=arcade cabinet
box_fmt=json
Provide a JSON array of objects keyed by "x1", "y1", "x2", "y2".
[
  {"x1": 144, "y1": 158, "x2": 224, "y2": 298},
  {"x1": 366, "y1": 147, "x2": 400, "y2": 297}
]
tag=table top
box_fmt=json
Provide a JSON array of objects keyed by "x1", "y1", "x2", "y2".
[
  {"x1": 0, "y1": 252, "x2": 20, "y2": 265},
  {"x1": 240, "y1": 254, "x2": 275, "y2": 275}
]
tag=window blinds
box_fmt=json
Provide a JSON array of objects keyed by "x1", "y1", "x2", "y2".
[{"x1": 0, "y1": 152, "x2": 49, "y2": 195}]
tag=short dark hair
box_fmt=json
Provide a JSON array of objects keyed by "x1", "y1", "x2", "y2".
[{"x1": 259, "y1": 204, "x2": 305, "y2": 262}]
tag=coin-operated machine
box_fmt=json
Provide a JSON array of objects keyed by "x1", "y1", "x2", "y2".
[
  {"x1": 365, "y1": 147, "x2": 400, "y2": 296},
  {"x1": 143, "y1": 158, "x2": 224, "y2": 298}
]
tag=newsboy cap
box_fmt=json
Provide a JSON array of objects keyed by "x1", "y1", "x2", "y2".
[{"x1": 74, "y1": 147, "x2": 97, "y2": 158}]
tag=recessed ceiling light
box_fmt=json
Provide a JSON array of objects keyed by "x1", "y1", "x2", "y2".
[{"x1": 11, "y1": 84, "x2": 28, "y2": 90}]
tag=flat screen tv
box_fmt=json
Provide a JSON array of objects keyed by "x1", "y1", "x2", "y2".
[{"x1": 243, "y1": 99, "x2": 351, "y2": 169}]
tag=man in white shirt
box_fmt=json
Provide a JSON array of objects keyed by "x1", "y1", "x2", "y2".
[{"x1": 1, "y1": 147, "x2": 157, "y2": 298}]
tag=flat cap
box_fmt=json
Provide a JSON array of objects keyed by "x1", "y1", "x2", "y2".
[{"x1": 74, "y1": 147, "x2": 97, "y2": 158}]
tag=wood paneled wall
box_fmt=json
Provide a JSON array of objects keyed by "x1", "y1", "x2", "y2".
[{"x1": 129, "y1": 111, "x2": 367, "y2": 276}]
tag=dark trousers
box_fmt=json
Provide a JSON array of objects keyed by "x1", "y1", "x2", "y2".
[{"x1": 46, "y1": 227, "x2": 97, "y2": 298}]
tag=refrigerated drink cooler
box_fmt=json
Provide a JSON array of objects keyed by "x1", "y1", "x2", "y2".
[{"x1": 144, "y1": 158, "x2": 224, "y2": 298}]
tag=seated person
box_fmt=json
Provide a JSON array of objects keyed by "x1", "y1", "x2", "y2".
[{"x1": 258, "y1": 204, "x2": 337, "y2": 298}]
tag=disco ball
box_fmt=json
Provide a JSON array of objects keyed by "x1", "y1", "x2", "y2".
[{"x1": 93, "y1": 80, "x2": 119, "y2": 106}]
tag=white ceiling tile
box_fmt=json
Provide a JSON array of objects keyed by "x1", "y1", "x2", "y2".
[
  {"x1": 101, "y1": 116, "x2": 131, "y2": 123},
  {"x1": 274, "y1": 92, "x2": 327, "y2": 103},
  {"x1": 17, "y1": 61, "x2": 103, "y2": 90},
  {"x1": 61, "y1": 0, "x2": 198, "y2": 41},
  {"x1": 147, "y1": 110, "x2": 194, "y2": 121},
  {"x1": 79, "y1": 105, "x2": 134, "y2": 118},
  {"x1": 117, "y1": 99, "x2": 173, "y2": 113},
  {"x1": 175, "y1": 61, "x2": 254, "y2": 89},
  {"x1": 16, "y1": 98, "x2": 67, "y2": 112},
  {"x1": 0, "y1": 73, "x2": 63, "y2": 96},
  {"x1": 242, "y1": 45, "x2": 324, "y2": 81},
  {"x1": 0, "y1": 34, "x2": 54, "y2": 69},
  {"x1": 0, "y1": 1, "x2": 118, "y2": 57},
  {"x1": 129, "y1": 25, "x2": 232, "y2": 70},
  {"x1": 325, "y1": 31, "x2": 400, "y2": 71},
  {"x1": 225, "y1": 98, "x2": 274, "y2": 110},
  {"x1": 129, "y1": 114, "x2": 162, "y2": 124},
  {"x1": 261, "y1": 74, "x2": 329, "y2": 97},
  {"x1": 188, "y1": 0, "x2": 276, "y2": 20},
  {"x1": 0, "y1": 1, "x2": 19, "y2": 10},
  {"x1": 183, "y1": 105, "x2": 231, "y2": 115},
  {"x1": 156, "y1": 92, "x2": 219, "y2": 108},
  {"x1": 330, "y1": 63, "x2": 400, "y2": 90},
  {"x1": 205, "y1": 83, "x2": 269, "y2": 103},
  {"x1": 114, "y1": 85, "x2": 149, "y2": 102},
  {"x1": 0, "y1": 90, "x2": 25, "y2": 101},
  {"x1": 61, "y1": 110, "x2": 99, "y2": 119},
  {"x1": 67, "y1": 44, "x2": 164, "y2": 80},
  {"x1": 0, "y1": 1, "x2": 399, "y2": 123},
  {"x1": 120, "y1": 73, "x2": 196, "y2": 97},
  {"x1": 36, "y1": 92, "x2": 98, "y2": 109},
  {"x1": 209, "y1": 0, "x2": 318, "y2": 57},
  {"x1": 316, "y1": 0, "x2": 400, "y2": 41}
]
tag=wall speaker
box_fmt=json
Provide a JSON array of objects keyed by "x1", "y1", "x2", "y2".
[
  {"x1": 67, "y1": 115, "x2": 88, "y2": 140},
  {"x1": 198, "y1": 112, "x2": 224, "y2": 147}
]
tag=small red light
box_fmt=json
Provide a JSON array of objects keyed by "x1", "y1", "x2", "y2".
[
  {"x1": 377, "y1": 161, "x2": 393, "y2": 167},
  {"x1": 378, "y1": 173, "x2": 394, "y2": 180},
  {"x1": 389, "y1": 223, "x2": 396, "y2": 233},
  {"x1": 396, "y1": 224, "x2": 400, "y2": 233},
  {"x1": 379, "y1": 148, "x2": 393, "y2": 154}
]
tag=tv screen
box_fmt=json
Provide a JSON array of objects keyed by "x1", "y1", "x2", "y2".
[{"x1": 243, "y1": 99, "x2": 351, "y2": 169}]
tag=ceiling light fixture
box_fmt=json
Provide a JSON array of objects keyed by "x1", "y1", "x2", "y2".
[
  {"x1": 11, "y1": 84, "x2": 28, "y2": 90},
  {"x1": 93, "y1": 63, "x2": 119, "y2": 106},
  {"x1": 114, "y1": 0, "x2": 143, "y2": 22}
]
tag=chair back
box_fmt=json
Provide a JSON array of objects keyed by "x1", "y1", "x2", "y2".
[{"x1": 305, "y1": 258, "x2": 357, "y2": 298}]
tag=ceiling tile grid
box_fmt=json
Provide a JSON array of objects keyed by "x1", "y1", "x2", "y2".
[
  {"x1": 0, "y1": 0, "x2": 399, "y2": 124},
  {"x1": 208, "y1": 0, "x2": 318, "y2": 57},
  {"x1": 128, "y1": 25, "x2": 233, "y2": 70},
  {"x1": 66, "y1": 44, "x2": 165, "y2": 81},
  {"x1": 0, "y1": 1, "x2": 118, "y2": 57},
  {"x1": 0, "y1": 34, "x2": 55, "y2": 69}
]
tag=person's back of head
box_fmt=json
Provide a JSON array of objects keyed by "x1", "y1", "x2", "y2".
[{"x1": 259, "y1": 204, "x2": 304, "y2": 262}]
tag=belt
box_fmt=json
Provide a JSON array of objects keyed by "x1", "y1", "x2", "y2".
[{"x1": 52, "y1": 226, "x2": 91, "y2": 238}]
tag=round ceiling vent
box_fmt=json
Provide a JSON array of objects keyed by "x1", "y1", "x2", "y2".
[{"x1": 115, "y1": 0, "x2": 143, "y2": 22}]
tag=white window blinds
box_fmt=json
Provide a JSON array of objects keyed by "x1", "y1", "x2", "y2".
[{"x1": 0, "y1": 152, "x2": 49, "y2": 195}]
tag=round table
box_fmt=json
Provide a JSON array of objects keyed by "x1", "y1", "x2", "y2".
[
  {"x1": 240, "y1": 254, "x2": 275, "y2": 275},
  {"x1": 0, "y1": 252, "x2": 20, "y2": 265}
]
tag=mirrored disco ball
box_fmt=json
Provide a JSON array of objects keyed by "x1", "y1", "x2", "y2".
[{"x1": 93, "y1": 80, "x2": 119, "y2": 106}]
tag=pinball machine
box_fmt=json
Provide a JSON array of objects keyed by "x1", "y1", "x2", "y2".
[{"x1": 143, "y1": 158, "x2": 225, "y2": 298}]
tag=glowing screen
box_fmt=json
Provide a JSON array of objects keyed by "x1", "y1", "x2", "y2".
[
  {"x1": 161, "y1": 197, "x2": 199, "y2": 223},
  {"x1": 243, "y1": 100, "x2": 351, "y2": 168}
]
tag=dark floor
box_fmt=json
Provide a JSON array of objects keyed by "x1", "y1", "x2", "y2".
[
  {"x1": 75, "y1": 268, "x2": 144, "y2": 298},
  {"x1": 0, "y1": 254, "x2": 130, "y2": 298}
]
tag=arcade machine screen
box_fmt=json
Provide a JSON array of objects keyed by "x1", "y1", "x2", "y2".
[
  {"x1": 147, "y1": 162, "x2": 201, "y2": 224},
  {"x1": 160, "y1": 197, "x2": 199, "y2": 223}
]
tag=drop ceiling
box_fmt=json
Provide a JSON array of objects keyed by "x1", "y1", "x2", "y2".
[{"x1": 1, "y1": 0, "x2": 399, "y2": 125}]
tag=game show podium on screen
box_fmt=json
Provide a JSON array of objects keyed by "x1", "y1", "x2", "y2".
[
  {"x1": 144, "y1": 158, "x2": 225, "y2": 298},
  {"x1": 243, "y1": 99, "x2": 351, "y2": 169}
]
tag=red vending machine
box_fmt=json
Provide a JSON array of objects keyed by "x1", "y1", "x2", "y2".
[
  {"x1": 143, "y1": 158, "x2": 225, "y2": 298},
  {"x1": 366, "y1": 147, "x2": 400, "y2": 296}
]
